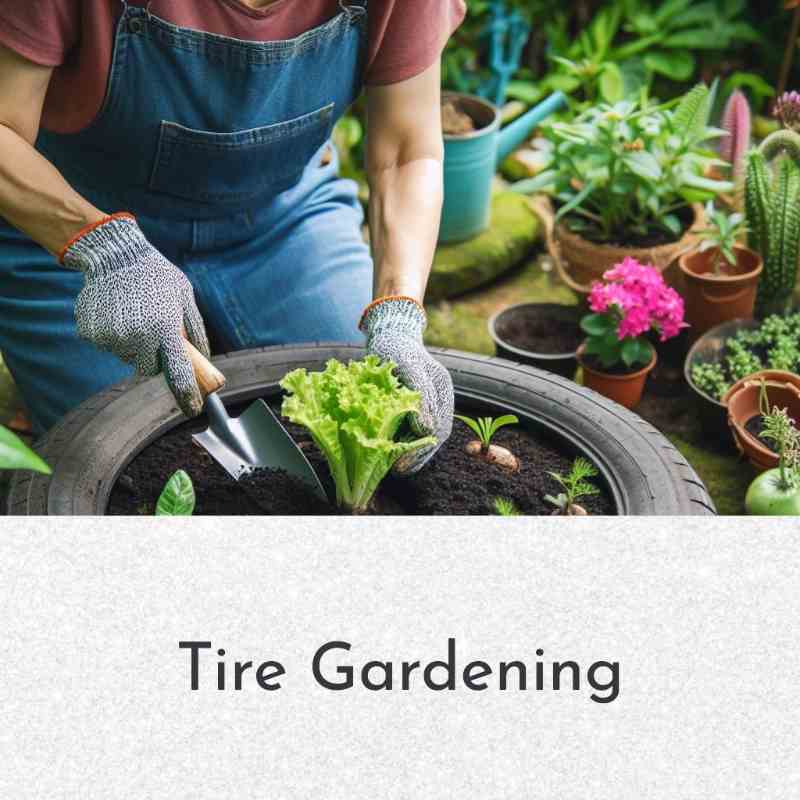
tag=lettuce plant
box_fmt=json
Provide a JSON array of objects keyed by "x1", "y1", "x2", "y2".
[{"x1": 280, "y1": 357, "x2": 436, "y2": 513}]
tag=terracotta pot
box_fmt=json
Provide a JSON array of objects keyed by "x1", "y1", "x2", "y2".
[
  {"x1": 577, "y1": 343, "x2": 657, "y2": 409},
  {"x1": 722, "y1": 371, "x2": 800, "y2": 471},
  {"x1": 533, "y1": 197, "x2": 705, "y2": 295},
  {"x1": 678, "y1": 246, "x2": 763, "y2": 340}
]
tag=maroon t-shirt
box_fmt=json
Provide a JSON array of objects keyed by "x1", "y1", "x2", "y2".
[{"x1": 0, "y1": 0, "x2": 466, "y2": 134}]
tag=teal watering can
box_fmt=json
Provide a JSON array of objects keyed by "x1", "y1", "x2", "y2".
[{"x1": 440, "y1": 91, "x2": 566, "y2": 244}]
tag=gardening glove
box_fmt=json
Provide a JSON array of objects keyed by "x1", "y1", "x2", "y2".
[
  {"x1": 360, "y1": 296, "x2": 454, "y2": 475},
  {"x1": 61, "y1": 213, "x2": 211, "y2": 418}
]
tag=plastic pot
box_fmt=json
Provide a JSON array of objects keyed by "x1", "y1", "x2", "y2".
[
  {"x1": 722, "y1": 371, "x2": 800, "y2": 472},
  {"x1": 684, "y1": 318, "x2": 760, "y2": 440},
  {"x1": 577, "y1": 344, "x2": 657, "y2": 410},
  {"x1": 488, "y1": 303, "x2": 581, "y2": 379},
  {"x1": 678, "y1": 246, "x2": 763, "y2": 340}
]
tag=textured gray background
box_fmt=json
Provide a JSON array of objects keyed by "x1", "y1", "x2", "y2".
[{"x1": 1, "y1": 518, "x2": 798, "y2": 798}]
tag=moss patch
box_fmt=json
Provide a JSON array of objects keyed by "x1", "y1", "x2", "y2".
[{"x1": 426, "y1": 192, "x2": 541, "y2": 302}]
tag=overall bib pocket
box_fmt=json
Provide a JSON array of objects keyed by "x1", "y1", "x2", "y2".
[{"x1": 149, "y1": 103, "x2": 336, "y2": 205}]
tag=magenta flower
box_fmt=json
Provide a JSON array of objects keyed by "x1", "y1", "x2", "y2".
[
  {"x1": 774, "y1": 91, "x2": 800, "y2": 132},
  {"x1": 588, "y1": 258, "x2": 687, "y2": 343}
]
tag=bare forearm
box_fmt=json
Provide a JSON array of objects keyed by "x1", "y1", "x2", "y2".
[
  {"x1": 0, "y1": 124, "x2": 105, "y2": 255},
  {"x1": 367, "y1": 156, "x2": 443, "y2": 303}
]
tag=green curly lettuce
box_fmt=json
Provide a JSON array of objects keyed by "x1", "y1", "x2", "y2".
[{"x1": 280, "y1": 356, "x2": 436, "y2": 512}]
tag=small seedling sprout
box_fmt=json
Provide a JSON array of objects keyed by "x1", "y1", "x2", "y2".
[
  {"x1": 493, "y1": 497, "x2": 520, "y2": 516},
  {"x1": 545, "y1": 457, "x2": 600, "y2": 515},
  {"x1": 455, "y1": 414, "x2": 518, "y2": 450},
  {"x1": 455, "y1": 414, "x2": 520, "y2": 471}
]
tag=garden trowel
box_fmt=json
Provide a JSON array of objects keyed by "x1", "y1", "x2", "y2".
[{"x1": 183, "y1": 340, "x2": 328, "y2": 502}]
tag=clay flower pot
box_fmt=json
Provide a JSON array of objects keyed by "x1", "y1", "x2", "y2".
[
  {"x1": 722, "y1": 370, "x2": 800, "y2": 471},
  {"x1": 577, "y1": 343, "x2": 657, "y2": 410},
  {"x1": 679, "y1": 245, "x2": 763, "y2": 339},
  {"x1": 534, "y1": 198, "x2": 705, "y2": 295}
]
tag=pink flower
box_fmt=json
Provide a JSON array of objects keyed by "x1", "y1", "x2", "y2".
[{"x1": 587, "y1": 258, "x2": 686, "y2": 343}]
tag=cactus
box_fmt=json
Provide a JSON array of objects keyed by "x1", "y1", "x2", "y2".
[
  {"x1": 719, "y1": 90, "x2": 751, "y2": 207},
  {"x1": 746, "y1": 129, "x2": 800, "y2": 317}
]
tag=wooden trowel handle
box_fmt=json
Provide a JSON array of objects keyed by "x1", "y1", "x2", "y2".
[{"x1": 183, "y1": 338, "x2": 226, "y2": 399}]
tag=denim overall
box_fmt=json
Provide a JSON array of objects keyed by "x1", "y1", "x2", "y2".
[{"x1": 0, "y1": 0, "x2": 372, "y2": 433}]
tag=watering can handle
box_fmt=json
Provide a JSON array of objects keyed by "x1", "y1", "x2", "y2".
[{"x1": 182, "y1": 337, "x2": 226, "y2": 399}]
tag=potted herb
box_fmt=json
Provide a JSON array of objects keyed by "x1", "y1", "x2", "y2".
[
  {"x1": 745, "y1": 386, "x2": 800, "y2": 515},
  {"x1": 544, "y1": 457, "x2": 600, "y2": 516},
  {"x1": 513, "y1": 84, "x2": 732, "y2": 293},
  {"x1": 678, "y1": 202, "x2": 762, "y2": 338},
  {"x1": 723, "y1": 372, "x2": 800, "y2": 472},
  {"x1": 578, "y1": 258, "x2": 686, "y2": 409},
  {"x1": 685, "y1": 312, "x2": 800, "y2": 435}
]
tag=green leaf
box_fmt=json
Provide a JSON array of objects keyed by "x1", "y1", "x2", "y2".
[
  {"x1": 0, "y1": 425, "x2": 50, "y2": 474},
  {"x1": 505, "y1": 80, "x2": 544, "y2": 105},
  {"x1": 509, "y1": 170, "x2": 558, "y2": 195},
  {"x1": 581, "y1": 313, "x2": 615, "y2": 337},
  {"x1": 554, "y1": 180, "x2": 597, "y2": 224},
  {"x1": 621, "y1": 338, "x2": 640, "y2": 368},
  {"x1": 644, "y1": 50, "x2": 695, "y2": 81},
  {"x1": 623, "y1": 151, "x2": 662, "y2": 180},
  {"x1": 282, "y1": 357, "x2": 435, "y2": 511},
  {"x1": 599, "y1": 63, "x2": 625, "y2": 104},
  {"x1": 488, "y1": 415, "x2": 519, "y2": 441},
  {"x1": 155, "y1": 470, "x2": 196, "y2": 516}
]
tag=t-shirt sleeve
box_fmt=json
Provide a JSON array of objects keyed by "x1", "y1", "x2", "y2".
[
  {"x1": 366, "y1": 0, "x2": 466, "y2": 86},
  {"x1": 0, "y1": 1, "x2": 80, "y2": 66}
]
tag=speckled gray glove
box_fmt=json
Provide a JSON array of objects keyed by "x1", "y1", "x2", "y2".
[
  {"x1": 360, "y1": 296, "x2": 454, "y2": 475},
  {"x1": 61, "y1": 214, "x2": 210, "y2": 418}
]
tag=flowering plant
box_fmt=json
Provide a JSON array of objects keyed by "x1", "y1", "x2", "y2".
[{"x1": 580, "y1": 258, "x2": 687, "y2": 370}]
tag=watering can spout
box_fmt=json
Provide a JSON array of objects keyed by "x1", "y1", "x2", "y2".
[{"x1": 495, "y1": 91, "x2": 567, "y2": 167}]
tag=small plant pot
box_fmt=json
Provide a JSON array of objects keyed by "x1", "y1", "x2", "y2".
[
  {"x1": 678, "y1": 246, "x2": 763, "y2": 339},
  {"x1": 684, "y1": 317, "x2": 760, "y2": 439},
  {"x1": 577, "y1": 343, "x2": 657, "y2": 410},
  {"x1": 489, "y1": 303, "x2": 582, "y2": 379},
  {"x1": 538, "y1": 200, "x2": 705, "y2": 295},
  {"x1": 722, "y1": 371, "x2": 800, "y2": 472}
]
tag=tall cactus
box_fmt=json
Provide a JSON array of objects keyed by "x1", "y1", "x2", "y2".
[
  {"x1": 746, "y1": 129, "x2": 800, "y2": 317},
  {"x1": 719, "y1": 90, "x2": 751, "y2": 209}
]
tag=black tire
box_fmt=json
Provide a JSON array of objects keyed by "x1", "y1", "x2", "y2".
[{"x1": 7, "y1": 344, "x2": 715, "y2": 515}]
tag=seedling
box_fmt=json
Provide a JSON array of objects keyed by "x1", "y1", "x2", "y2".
[
  {"x1": 454, "y1": 414, "x2": 520, "y2": 471},
  {"x1": 745, "y1": 382, "x2": 800, "y2": 515},
  {"x1": 545, "y1": 457, "x2": 600, "y2": 516},
  {"x1": 281, "y1": 356, "x2": 436, "y2": 513},
  {"x1": 697, "y1": 202, "x2": 749, "y2": 275},
  {"x1": 493, "y1": 497, "x2": 520, "y2": 516},
  {"x1": 155, "y1": 470, "x2": 196, "y2": 516}
]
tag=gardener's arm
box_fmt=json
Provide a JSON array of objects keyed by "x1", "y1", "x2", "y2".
[
  {"x1": 360, "y1": 62, "x2": 453, "y2": 475},
  {"x1": 0, "y1": 43, "x2": 210, "y2": 418},
  {"x1": 0, "y1": 44, "x2": 105, "y2": 254},
  {"x1": 365, "y1": 61, "x2": 444, "y2": 303}
]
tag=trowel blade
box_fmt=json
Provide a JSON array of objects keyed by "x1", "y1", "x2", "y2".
[{"x1": 192, "y1": 399, "x2": 328, "y2": 503}]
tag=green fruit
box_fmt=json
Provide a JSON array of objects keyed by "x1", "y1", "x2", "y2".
[{"x1": 745, "y1": 469, "x2": 800, "y2": 515}]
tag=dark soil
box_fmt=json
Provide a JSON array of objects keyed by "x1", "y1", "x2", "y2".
[
  {"x1": 106, "y1": 402, "x2": 615, "y2": 516},
  {"x1": 496, "y1": 313, "x2": 582, "y2": 355},
  {"x1": 744, "y1": 414, "x2": 780, "y2": 454},
  {"x1": 442, "y1": 100, "x2": 477, "y2": 135},
  {"x1": 564, "y1": 204, "x2": 694, "y2": 248}
]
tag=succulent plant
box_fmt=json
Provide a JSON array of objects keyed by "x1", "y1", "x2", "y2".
[
  {"x1": 746, "y1": 128, "x2": 800, "y2": 317},
  {"x1": 719, "y1": 90, "x2": 752, "y2": 202}
]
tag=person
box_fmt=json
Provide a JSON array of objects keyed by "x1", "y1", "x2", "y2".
[{"x1": 0, "y1": 0, "x2": 464, "y2": 471}]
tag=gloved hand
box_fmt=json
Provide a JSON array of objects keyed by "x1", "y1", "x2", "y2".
[
  {"x1": 61, "y1": 213, "x2": 211, "y2": 418},
  {"x1": 360, "y1": 296, "x2": 454, "y2": 474}
]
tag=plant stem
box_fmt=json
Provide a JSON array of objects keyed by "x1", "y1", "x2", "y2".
[{"x1": 778, "y1": 8, "x2": 800, "y2": 100}]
